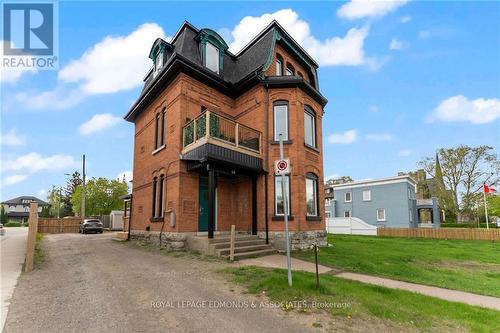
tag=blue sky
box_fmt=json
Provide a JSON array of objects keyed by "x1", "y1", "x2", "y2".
[{"x1": 1, "y1": 0, "x2": 499, "y2": 201}]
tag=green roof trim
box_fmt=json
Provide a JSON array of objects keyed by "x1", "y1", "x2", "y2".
[{"x1": 262, "y1": 28, "x2": 319, "y2": 90}]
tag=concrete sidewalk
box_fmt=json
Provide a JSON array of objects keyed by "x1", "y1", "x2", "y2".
[
  {"x1": 238, "y1": 254, "x2": 500, "y2": 311},
  {"x1": 1, "y1": 228, "x2": 28, "y2": 331}
]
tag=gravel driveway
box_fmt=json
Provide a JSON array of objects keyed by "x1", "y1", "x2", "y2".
[{"x1": 3, "y1": 233, "x2": 318, "y2": 333}]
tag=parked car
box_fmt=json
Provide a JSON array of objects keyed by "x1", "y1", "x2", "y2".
[
  {"x1": 79, "y1": 219, "x2": 103, "y2": 234},
  {"x1": 0, "y1": 223, "x2": 5, "y2": 236}
]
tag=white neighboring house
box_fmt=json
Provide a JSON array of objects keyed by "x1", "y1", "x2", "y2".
[{"x1": 1, "y1": 196, "x2": 50, "y2": 224}]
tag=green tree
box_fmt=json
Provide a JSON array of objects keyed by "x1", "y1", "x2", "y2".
[
  {"x1": 40, "y1": 205, "x2": 51, "y2": 218},
  {"x1": 326, "y1": 176, "x2": 353, "y2": 186},
  {"x1": 71, "y1": 177, "x2": 128, "y2": 216},
  {"x1": 0, "y1": 206, "x2": 8, "y2": 224},
  {"x1": 419, "y1": 145, "x2": 500, "y2": 222}
]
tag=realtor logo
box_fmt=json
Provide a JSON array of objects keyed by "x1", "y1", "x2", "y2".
[{"x1": 2, "y1": 1, "x2": 58, "y2": 69}]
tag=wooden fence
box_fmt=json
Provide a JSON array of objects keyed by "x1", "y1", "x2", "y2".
[
  {"x1": 377, "y1": 227, "x2": 500, "y2": 241},
  {"x1": 38, "y1": 218, "x2": 82, "y2": 233}
]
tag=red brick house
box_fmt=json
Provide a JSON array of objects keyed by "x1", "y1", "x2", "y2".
[{"x1": 124, "y1": 21, "x2": 328, "y2": 254}]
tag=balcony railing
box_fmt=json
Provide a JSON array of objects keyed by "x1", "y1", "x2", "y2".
[{"x1": 182, "y1": 110, "x2": 261, "y2": 155}]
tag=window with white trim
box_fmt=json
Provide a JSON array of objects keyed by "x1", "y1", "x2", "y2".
[
  {"x1": 377, "y1": 209, "x2": 386, "y2": 221},
  {"x1": 344, "y1": 192, "x2": 352, "y2": 202},
  {"x1": 409, "y1": 209, "x2": 413, "y2": 222},
  {"x1": 154, "y1": 52, "x2": 163, "y2": 76},
  {"x1": 205, "y1": 42, "x2": 219, "y2": 74},
  {"x1": 326, "y1": 211, "x2": 331, "y2": 218},
  {"x1": 304, "y1": 107, "x2": 316, "y2": 147},
  {"x1": 276, "y1": 59, "x2": 282, "y2": 76},
  {"x1": 344, "y1": 210, "x2": 351, "y2": 218},
  {"x1": 273, "y1": 102, "x2": 288, "y2": 141},
  {"x1": 275, "y1": 175, "x2": 290, "y2": 216},
  {"x1": 306, "y1": 173, "x2": 318, "y2": 216},
  {"x1": 362, "y1": 190, "x2": 371, "y2": 201}
]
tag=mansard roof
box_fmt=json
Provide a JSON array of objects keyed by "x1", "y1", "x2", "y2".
[{"x1": 125, "y1": 20, "x2": 326, "y2": 122}]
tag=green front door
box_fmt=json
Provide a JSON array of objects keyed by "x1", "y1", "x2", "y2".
[{"x1": 198, "y1": 177, "x2": 209, "y2": 231}]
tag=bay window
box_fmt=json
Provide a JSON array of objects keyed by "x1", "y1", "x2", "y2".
[
  {"x1": 306, "y1": 173, "x2": 318, "y2": 216},
  {"x1": 273, "y1": 101, "x2": 288, "y2": 141},
  {"x1": 275, "y1": 175, "x2": 290, "y2": 216}
]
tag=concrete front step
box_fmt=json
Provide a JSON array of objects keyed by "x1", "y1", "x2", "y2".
[
  {"x1": 222, "y1": 248, "x2": 277, "y2": 260},
  {"x1": 208, "y1": 235, "x2": 258, "y2": 244},
  {"x1": 212, "y1": 239, "x2": 266, "y2": 249},
  {"x1": 216, "y1": 243, "x2": 272, "y2": 256}
]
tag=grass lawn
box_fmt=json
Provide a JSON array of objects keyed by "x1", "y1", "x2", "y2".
[
  {"x1": 293, "y1": 234, "x2": 500, "y2": 297},
  {"x1": 224, "y1": 266, "x2": 500, "y2": 332}
]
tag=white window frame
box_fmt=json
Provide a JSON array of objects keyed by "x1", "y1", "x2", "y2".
[
  {"x1": 205, "y1": 42, "x2": 220, "y2": 74},
  {"x1": 304, "y1": 108, "x2": 316, "y2": 147},
  {"x1": 276, "y1": 59, "x2": 282, "y2": 76},
  {"x1": 274, "y1": 175, "x2": 290, "y2": 216},
  {"x1": 273, "y1": 104, "x2": 288, "y2": 141},
  {"x1": 377, "y1": 209, "x2": 386, "y2": 221},
  {"x1": 325, "y1": 211, "x2": 331, "y2": 218},
  {"x1": 362, "y1": 190, "x2": 371, "y2": 201},
  {"x1": 344, "y1": 192, "x2": 352, "y2": 203},
  {"x1": 286, "y1": 67, "x2": 293, "y2": 76},
  {"x1": 344, "y1": 210, "x2": 351, "y2": 218},
  {"x1": 306, "y1": 176, "x2": 318, "y2": 217}
]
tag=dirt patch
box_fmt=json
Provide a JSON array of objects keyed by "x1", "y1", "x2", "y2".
[{"x1": 428, "y1": 260, "x2": 500, "y2": 272}]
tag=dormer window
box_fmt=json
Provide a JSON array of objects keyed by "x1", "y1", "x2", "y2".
[
  {"x1": 197, "y1": 29, "x2": 228, "y2": 76},
  {"x1": 205, "y1": 42, "x2": 219, "y2": 74},
  {"x1": 276, "y1": 54, "x2": 284, "y2": 76},
  {"x1": 149, "y1": 38, "x2": 170, "y2": 79},
  {"x1": 286, "y1": 63, "x2": 294, "y2": 76},
  {"x1": 154, "y1": 51, "x2": 163, "y2": 77}
]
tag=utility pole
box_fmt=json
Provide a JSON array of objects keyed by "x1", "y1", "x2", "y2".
[
  {"x1": 81, "y1": 154, "x2": 86, "y2": 219},
  {"x1": 483, "y1": 185, "x2": 489, "y2": 230},
  {"x1": 57, "y1": 186, "x2": 62, "y2": 218},
  {"x1": 279, "y1": 134, "x2": 292, "y2": 287}
]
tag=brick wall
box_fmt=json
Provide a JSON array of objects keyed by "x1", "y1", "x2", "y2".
[{"x1": 130, "y1": 45, "x2": 325, "y2": 234}]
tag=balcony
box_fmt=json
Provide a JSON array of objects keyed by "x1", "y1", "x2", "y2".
[
  {"x1": 181, "y1": 110, "x2": 263, "y2": 172},
  {"x1": 182, "y1": 110, "x2": 261, "y2": 155}
]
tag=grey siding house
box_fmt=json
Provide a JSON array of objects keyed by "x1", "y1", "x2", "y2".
[{"x1": 327, "y1": 176, "x2": 421, "y2": 228}]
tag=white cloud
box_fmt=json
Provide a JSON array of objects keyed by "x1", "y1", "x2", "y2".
[
  {"x1": 389, "y1": 38, "x2": 404, "y2": 50},
  {"x1": 337, "y1": 0, "x2": 409, "y2": 20},
  {"x1": 2, "y1": 152, "x2": 77, "y2": 173},
  {"x1": 227, "y1": 9, "x2": 380, "y2": 69},
  {"x1": 0, "y1": 129, "x2": 26, "y2": 146},
  {"x1": 1, "y1": 174, "x2": 27, "y2": 187},
  {"x1": 365, "y1": 133, "x2": 394, "y2": 141},
  {"x1": 79, "y1": 113, "x2": 122, "y2": 135},
  {"x1": 398, "y1": 149, "x2": 413, "y2": 157},
  {"x1": 116, "y1": 170, "x2": 133, "y2": 183},
  {"x1": 15, "y1": 87, "x2": 86, "y2": 110},
  {"x1": 328, "y1": 129, "x2": 358, "y2": 144},
  {"x1": 399, "y1": 15, "x2": 412, "y2": 23},
  {"x1": 18, "y1": 23, "x2": 166, "y2": 110},
  {"x1": 369, "y1": 105, "x2": 380, "y2": 113},
  {"x1": 418, "y1": 28, "x2": 454, "y2": 40},
  {"x1": 427, "y1": 95, "x2": 500, "y2": 124},
  {"x1": 59, "y1": 23, "x2": 166, "y2": 94}
]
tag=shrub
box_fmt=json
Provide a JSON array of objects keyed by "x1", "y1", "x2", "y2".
[{"x1": 4, "y1": 221, "x2": 23, "y2": 227}]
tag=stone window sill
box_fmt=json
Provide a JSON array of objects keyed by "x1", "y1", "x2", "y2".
[
  {"x1": 272, "y1": 215, "x2": 294, "y2": 221},
  {"x1": 306, "y1": 216, "x2": 322, "y2": 221},
  {"x1": 271, "y1": 140, "x2": 293, "y2": 145},
  {"x1": 304, "y1": 143, "x2": 320, "y2": 153},
  {"x1": 150, "y1": 217, "x2": 164, "y2": 223},
  {"x1": 152, "y1": 144, "x2": 166, "y2": 155}
]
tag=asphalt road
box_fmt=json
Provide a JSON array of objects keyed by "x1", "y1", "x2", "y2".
[
  {"x1": 4, "y1": 233, "x2": 318, "y2": 333},
  {"x1": 1, "y1": 227, "x2": 28, "y2": 332}
]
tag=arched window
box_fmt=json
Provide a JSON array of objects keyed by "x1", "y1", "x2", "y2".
[
  {"x1": 151, "y1": 177, "x2": 157, "y2": 218},
  {"x1": 285, "y1": 63, "x2": 295, "y2": 76},
  {"x1": 154, "y1": 108, "x2": 166, "y2": 151},
  {"x1": 276, "y1": 54, "x2": 284, "y2": 76},
  {"x1": 273, "y1": 100, "x2": 289, "y2": 141},
  {"x1": 297, "y1": 71, "x2": 303, "y2": 78},
  {"x1": 306, "y1": 173, "x2": 319, "y2": 217},
  {"x1": 304, "y1": 105, "x2": 316, "y2": 148}
]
